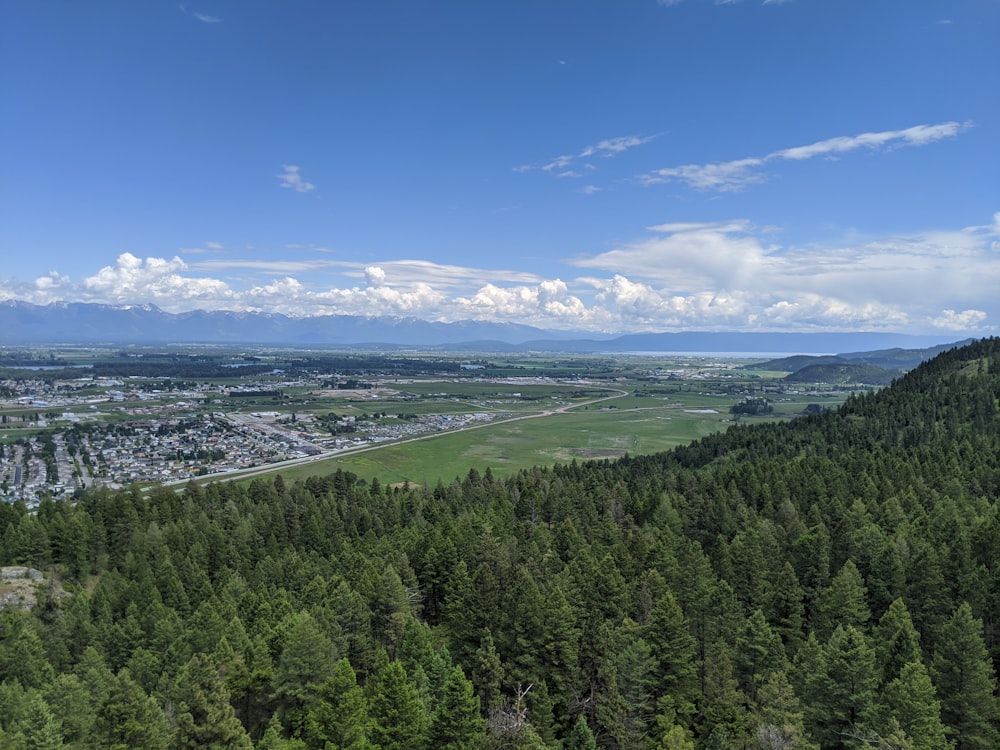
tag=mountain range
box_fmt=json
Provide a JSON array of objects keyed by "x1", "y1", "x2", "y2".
[{"x1": 0, "y1": 300, "x2": 966, "y2": 353}]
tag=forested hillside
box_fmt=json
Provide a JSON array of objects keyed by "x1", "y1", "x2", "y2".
[{"x1": 2, "y1": 338, "x2": 1000, "y2": 749}]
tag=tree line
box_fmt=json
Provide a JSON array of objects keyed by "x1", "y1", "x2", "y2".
[{"x1": 1, "y1": 337, "x2": 999, "y2": 748}]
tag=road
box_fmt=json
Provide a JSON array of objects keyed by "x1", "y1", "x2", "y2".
[{"x1": 154, "y1": 386, "x2": 629, "y2": 489}]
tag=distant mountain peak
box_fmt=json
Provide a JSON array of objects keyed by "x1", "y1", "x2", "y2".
[{"x1": 0, "y1": 299, "x2": 970, "y2": 352}]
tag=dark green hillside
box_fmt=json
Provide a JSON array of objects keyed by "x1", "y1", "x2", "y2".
[
  {"x1": 838, "y1": 338, "x2": 976, "y2": 369},
  {"x1": 783, "y1": 362, "x2": 900, "y2": 386},
  {"x1": 751, "y1": 339, "x2": 973, "y2": 375},
  {"x1": 746, "y1": 354, "x2": 846, "y2": 372},
  {"x1": 1, "y1": 338, "x2": 999, "y2": 748}
]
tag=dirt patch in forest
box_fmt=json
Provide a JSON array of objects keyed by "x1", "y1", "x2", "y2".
[
  {"x1": 570, "y1": 448, "x2": 628, "y2": 459},
  {"x1": 0, "y1": 567, "x2": 68, "y2": 611}
]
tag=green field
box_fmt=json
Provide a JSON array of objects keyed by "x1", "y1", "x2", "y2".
[
  {"x1": 269, "y1": 396, "x2": 757, "y2": 485},
  {"x1": 3, "y1": 347, "x2": 858, "y2": 492}
]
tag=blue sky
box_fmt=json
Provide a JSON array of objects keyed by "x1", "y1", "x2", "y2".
[{"x1": 1, "y1": 0, "x2": 997, "y2": 335}]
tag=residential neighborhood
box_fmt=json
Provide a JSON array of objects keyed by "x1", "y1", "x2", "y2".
[{"x1": 0, "y1": 371, "x2": 508, "y2": 506}]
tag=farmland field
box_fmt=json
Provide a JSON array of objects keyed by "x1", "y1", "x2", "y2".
[{"x1": 1, "y1": 346, "x2": 856, "y2": 498}]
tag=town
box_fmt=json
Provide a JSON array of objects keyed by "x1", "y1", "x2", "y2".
[
  {"x1": 0, "y1": 372, "x2": 510, "y2": 505},
  {"x1": 0, "y1": 348, "x2": 850, "y2": 506}
]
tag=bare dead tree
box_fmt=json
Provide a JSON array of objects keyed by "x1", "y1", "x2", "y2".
[{"x1": 487, "y1": 683, "x2": 534, "y2": 743}]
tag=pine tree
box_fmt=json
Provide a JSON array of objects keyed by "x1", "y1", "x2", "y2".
[
  {"x1": 700, "y1": 643, "x2": 751, "y2": 747},
  {"x1": 471, "y1": 629, "x2": 505, "y2": 715},
  {"x1": 644, "y1": 589, "x2": 698, "y2": 727},
  {"x1": 428, "y1": 665, "x2": 486, "y2": 749},
  {"x1": 875, "y1": 661, "x2": 952, "y2": 750},
  {"x1": 9, "y1": 690, "x2": 65, "y2": 750},
  {"x1": 735, "y1": 608, "x2": 786, "y2": 703},
  {"x1": 804, "y1": 625, "x2": 877, "y2": 748},
  {"x1": 304, "y1": 658, "x2": 371, "y2": 750},
  {"x1": 0, "y1": 617, "x2": 55, "y2": 689},
  {"x1": 611, "y1": 617, "x2": 657, "y2": 748},
  {"x1": 93, "y1": 669, "x2": 172, "y2": 750},
  {"x1": 170, "y1": 653, "x2": 253, "y2": 749},
  {"x1": 814, "y1": 560, "x2": 871, "y2": 639},
  {"x1": 564, "y1": 713, "x2": 598, "y2": 750},
  {"x1": 765, "y1": 562, "x2": 805, "y2": 651},
  {"x1": 371, "y1": 563, "x2": 412, "y2": 651},
  {"x1": 366, "y1": 651, "x2": 428, "y2": 750},
  {"x1": 654, "y1": 722, "x2": 696, "y2": 749},
  {"x1": 274, "y1": 610, "x2": 338, "y2": 733},
  {"x1": 42, "y1": 673, "x2": 94, "y2": 746},
  {"x1": 258, "y1": 713, "x2": 309, "y2": 750},
  {"x1": 753, "y1": 669, "x2": 816, "y2": 750},
  {"x1": 932, "y1": 603, "x2": 999, "y2": 750},
  {"x1": 873, "y1": 598, "x2": 922, "y2": 688}
]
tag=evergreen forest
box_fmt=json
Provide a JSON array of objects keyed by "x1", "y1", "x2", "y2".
[{"x1": 2, "y1": 337, "x2": 1000, "y2": 749}]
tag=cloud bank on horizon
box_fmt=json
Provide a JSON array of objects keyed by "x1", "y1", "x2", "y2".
[
  {"x1": 1, "y1": 1, "x2": 997, "y2": 335},
  {"x1": 6, "y1": 212, "x2": 998, "y2": 334}
]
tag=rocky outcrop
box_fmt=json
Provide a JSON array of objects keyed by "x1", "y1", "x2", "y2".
[{"x1": 0, "y1": 566, "x2": 47, "y2": 610}]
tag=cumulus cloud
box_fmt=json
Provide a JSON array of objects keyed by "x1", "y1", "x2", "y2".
[
  {"x1": 277, "y1": 164, "x2": 315, "y2": 193},
  {"x1": 931, "y1": 309, "x2": 988, "y2": 330},
  {"x1": 81, "y1": 253, "x2": 236, "y2": 306},
  {"x1": 2, "y1": 212, "x2": 996, "y2": 333},
  {"x1": 454, "y1": 279, "x2": 594, "y2": 327},
  {"x1": 572, "y1": 214, "x2": 999, "y2": 331},
  {"x1": 575, "y1": 219, "x2": 771, "y2": 291},
  {"x1": 640, "y1": 121, "x2": 968, "y2": 191},
  {"x1": 365, "y1": 266, "x2": 387, "y2": 287}
]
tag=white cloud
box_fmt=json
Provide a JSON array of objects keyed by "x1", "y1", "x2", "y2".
[
  {"x1": 761, "y1": 295, "x2": 909, "y2": 329},
  {"x1": 34, "y1": 271, "x2": 70, "y2": 292},
  {"x1": 640, "y1": 121, "x2": 967, "y2": 192},
  {"x1": 191, "y1": 258, "x2": 337, "y2": 274},
  {"x1": 454, "y1": 279, "x2": 592, "y2": 326},
  {"x1": 27, "y1": 272, "x2": 73, "y2": 305},
  {"x1": 179, "y1": 5, "x2": 221, "y2": 23},
  {"x1": 639, "y1": 158, "x2": 765, "y2": 191},
  {"x1": 277, "y1": 164, "x2": 315, "y2": 193},
  {"x1": 245, "y1": 277, "x2": 306, "y2": 303},
  {"x1": 776, "y1": 122, "x2": 965, "y2": 161},
  {"x1": 572, "y1": 214, "x2": 999, "y2": 331},
  {"x1": 579, "y1": 135, "x2": 657, "y2": 158},
  {"x1": 930, "y1": 309, "x2": 988, "y2": 330},
  {"x1": 80, "y1": 252, "x2": 236, "y2": 307},
  {"x1": 517, "y1": 134, "x2": 655, "y2": 177},
  {"x1": 333, "y1": 259, "x2": 542, "y2": 292},
  {"x1": 575, "y1": 219, "x2": 771, "y2": 290},
  {"x1": 2, "y1": 212, "x2": 996, "y2": 333}
]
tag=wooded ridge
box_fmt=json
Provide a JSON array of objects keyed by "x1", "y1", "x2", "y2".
[{"x1": 1, "y1": 337, "x2": 999, "y2": 748}]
